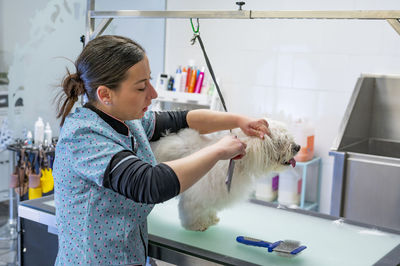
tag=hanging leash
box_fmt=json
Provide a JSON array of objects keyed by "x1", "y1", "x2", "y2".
[{"x1": 190, "y1": 18, "x2": 235, "y2": 192}]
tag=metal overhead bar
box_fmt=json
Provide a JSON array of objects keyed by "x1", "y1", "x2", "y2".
[
  {"x1": 85, "y1": 0, "x2": 400, "y2": 42},
  {"x1": 90, "y1": 10, "x2": 251, "y2": 19},
  {"x1": 89, "y1": 10, "x2": 400, "y2": 20},
  {"x1": 250, "y1": 10, "x2": 400, "y2": 19},
  {"x1": 387, "y1": 19, "x2": 400, "y2": 35}
]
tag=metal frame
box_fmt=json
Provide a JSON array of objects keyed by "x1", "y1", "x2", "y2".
[
  {"x1": 85, "y1": 0, "x2": 400, "y2": 44},
  {"x1": 329, "y1": 151, "x2": 347, "y2": 216},
  {"x1": 298, "y1": 157, "x2": 322, "y2": 211}
]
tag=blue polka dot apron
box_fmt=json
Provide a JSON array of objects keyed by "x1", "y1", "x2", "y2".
[{"x1": 53, "y1": 107, "x2": 157, "y2": 265}]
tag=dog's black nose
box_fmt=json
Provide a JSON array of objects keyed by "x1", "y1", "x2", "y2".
[{"x1": 293, "y1": 144, "x2": 301, "y2": 152}]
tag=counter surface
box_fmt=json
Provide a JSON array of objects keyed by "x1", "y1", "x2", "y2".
[{"x1": 19, "y1": 195, "x2": 400, "y2": 266}]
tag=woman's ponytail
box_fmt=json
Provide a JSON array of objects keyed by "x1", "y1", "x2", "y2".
[
  {"x1": 56, "y1": 69, "x2": 86, "y2": 126},
  {"x1": 55, "y1": 35, "x2": 146, "y2": 126}
]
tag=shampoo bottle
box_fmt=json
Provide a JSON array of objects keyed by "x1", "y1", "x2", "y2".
[
  {"x1": 173, "y1": 67, "x2": 182, "y2": 92},
  {"x1": 188, "y1": 67, "x2": 197, "y2": 93},
  {"x1": 194, "y1": 67, "x2": 205, "y2": 93},
  {"x1": 292, "y1": 118, "x2": 315, "y2": 162},
  {"x1": 34, "y1": 117, "x2": 44, "y2": 146},
  {"x1": 180, "y1": 68, "x2": 187, "y2": 92},
  {"x1": 44, "y1": 122, "x2": 52, "y2": 146}
]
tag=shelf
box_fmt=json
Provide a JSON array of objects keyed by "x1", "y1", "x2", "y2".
[
  {"x1": 251, "y1": 197, "x2": 319, "y2": 212},
  {"x1": 296, "y1": 157, "x2": 321, "y2": 166},
  {"x1": 303, "y1": 202, "x2": 318, "y2": 211},
  {"x1": 156, "y1": 90, "x2": 211, "y2": 106},
  {"x1": 252, "y1": 157, "x2": 322, "y2": 212}
]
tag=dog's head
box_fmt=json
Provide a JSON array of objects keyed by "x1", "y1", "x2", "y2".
[
  {"x1": 266, "y1": 120, "x2": 300, "y2": 171},
  {"x1": 241, "y1": 119, "x2": 300, "y2": 175}
]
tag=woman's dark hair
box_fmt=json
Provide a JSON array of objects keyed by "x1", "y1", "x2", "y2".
[{"x1": 56, "y1": 35, "x2": 145, "y2": 126}]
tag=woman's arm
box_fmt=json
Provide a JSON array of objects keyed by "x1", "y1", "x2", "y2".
[
  {"x1": 104, "y1": 135, "x2": 246, "y2": 203},
  {"x1": 187, "y1": 109, "x2": 270, "y2": 138},
  {"x1": 150, "y1": 111, "x2": 189, "y2": 141},
  {"x1": 164, "y1": 135, "x2": 246, "y2": 193}
]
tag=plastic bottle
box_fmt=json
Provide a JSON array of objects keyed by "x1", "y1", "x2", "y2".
[
  {"x1": 173, "y1": 67, "x2": 182, "y2": 92},
  {"x1": 200, "y1": 77, "x2": 208, "y2": 95},
  {"x1": 278, "y1": 168, "x2": 302, "y2": 207},
  {"x1": 180, "y1": 68, "x2": 187, "y2": 92},
  {"x1": 255, "y1": 173, "x2": 279, "y2": 202},
  {"x1": 44, "y1": 122, "x2": 52, "y2": 146},
  {"x1": 188, "y1": 67, "x2": 197, "y2": 93},
  {"x1": 194, "y1": 67, "x2": 205, "y2": 93},
  {"x1": 185, "y1": 60, "x2": 195, "y2": 92},
  {"x1": 34, "y1": 117, "x2": 44, "y2": 146},
  {"x1": 156, "y1": 74, "x2": 170, "y2": 91},
  {"x1": 26, "y1": 131, "x2": 33, "y2": 146},
  {"x1": 291, "y1": 118, "x2": 315, "y2": 162},
  {"x1": 167, "y1": 77, "x2": 174, "y2": 91}
]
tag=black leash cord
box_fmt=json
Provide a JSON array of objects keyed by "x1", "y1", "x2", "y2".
[
  {"x1": 191, "y1": 30, "x2": 235, "y2": 192},
  {"x1": 192, "y1": 34, "x2": 228, "y2": 113}
]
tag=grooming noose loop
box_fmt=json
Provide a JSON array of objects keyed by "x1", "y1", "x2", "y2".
[
  {"x1": 190, "y1": 18, "x2": 200, "y2": 45},
  {"x1": 190, "y1": 18, "x2": 200, "y2": 33}
]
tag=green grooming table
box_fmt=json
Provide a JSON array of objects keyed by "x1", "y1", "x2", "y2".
[
  {"x1": 18, "y1": 195, "x2": 400, "y2": 266},
  {"x1": 148, "y1": 198, "x2": 400, "y2": 266}
]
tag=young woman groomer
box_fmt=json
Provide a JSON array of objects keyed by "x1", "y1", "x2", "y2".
[{"x1": 53, "y1": 35, "x2": 270, "y2": 265}]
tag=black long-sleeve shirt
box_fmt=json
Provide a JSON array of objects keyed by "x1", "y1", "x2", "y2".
[{"x1": 85, "y1": 103, "x2": 188, "y2": 203}]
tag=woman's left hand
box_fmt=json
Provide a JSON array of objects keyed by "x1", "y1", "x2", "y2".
[{"x1": 238, "y1": 117, "x2": 271, "y2": 139}]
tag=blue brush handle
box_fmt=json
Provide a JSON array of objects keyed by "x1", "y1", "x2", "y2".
[
  {"x1": 291, "y1": 245, "x2": 307, "y2": 255},
  {"x1": 236, "y1": 236, "x2": 272, "y2": 248}
]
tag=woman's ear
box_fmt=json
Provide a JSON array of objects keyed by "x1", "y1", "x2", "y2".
[{"x1": 96, "y1": 85, "x2": 112, "y2": 105}]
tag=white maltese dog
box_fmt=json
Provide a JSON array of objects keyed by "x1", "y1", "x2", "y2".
[{"x1": 151, "y1": 120, "x2": 300, "y2": 231}]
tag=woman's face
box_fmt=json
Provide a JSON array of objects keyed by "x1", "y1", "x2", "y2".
[{"x1": 111, "y1": 55, "x2": 158, "y2": 121}]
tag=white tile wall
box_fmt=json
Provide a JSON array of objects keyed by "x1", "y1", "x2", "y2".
[{"x1": 164, "y1": 0, "x2": 400, "y2": 214}]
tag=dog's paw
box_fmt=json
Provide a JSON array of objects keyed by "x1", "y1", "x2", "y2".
[
  {"x1": 183, "y1": 223, "x2": 209, "y2": 231},
  {"x1": 189, "y1": 215, "x2": 220, "y2": 231},
  {"x1": 184, "y1": 220, "x2": 212, "y2": 231},
  {"x1": 198, "y1": 225, "x2": 209, "y2": 232}
]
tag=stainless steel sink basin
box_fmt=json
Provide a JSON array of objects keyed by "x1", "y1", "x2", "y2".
[
  {"x1": 330, "y1": 74, "x2": 400, "y2": 231},
  {"x1": 341, "y1": 138, "x2": 400, "y2": 159}
]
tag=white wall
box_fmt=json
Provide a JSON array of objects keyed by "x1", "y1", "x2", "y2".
[
  {"x1": 164, "y1": 0, "x2": 400, "y2": 214},
  {"x1": 0, "y1": 0, "x2": 166, "y2": 192},
  {"x1": 1, "y1": 0, "x2": 166, "y2": 139},
  {"x1": 0, "y1": 0, "x2": 50, "y2": 72}
]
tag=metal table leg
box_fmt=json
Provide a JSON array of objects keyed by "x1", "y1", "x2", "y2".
[{"x1": 0, "y1": 151, "x2": 17, "y2": 240}]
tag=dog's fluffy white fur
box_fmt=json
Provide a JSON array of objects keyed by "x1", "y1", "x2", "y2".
[{"x1": 151, "y1": 120, "x2": 298, "y2": 231}]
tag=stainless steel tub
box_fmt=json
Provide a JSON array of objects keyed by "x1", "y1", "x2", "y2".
[{"x1": 330, "y1": 74, "x2": 400, "y2": 231}]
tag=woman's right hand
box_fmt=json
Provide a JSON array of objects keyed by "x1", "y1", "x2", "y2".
[
  {"x1": 164, "y1": 135, "x2": 247, "y2": 193},
  {"x1": 213, "y1": 135, "x2": 247, "y2": 160}
]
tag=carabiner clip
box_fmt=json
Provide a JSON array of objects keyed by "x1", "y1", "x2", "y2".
[{"x1": 190, "y1": 18, "x2": 200, "y2": 45}]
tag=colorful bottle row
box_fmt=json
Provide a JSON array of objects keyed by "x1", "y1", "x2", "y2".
[{"x1": 156, "y1": 65, "x2": 206, "y2": 94}]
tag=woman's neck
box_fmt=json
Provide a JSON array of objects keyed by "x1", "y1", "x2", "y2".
[{"x1": 92, "y1": 102, "x2": 126, "y2": 123}]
